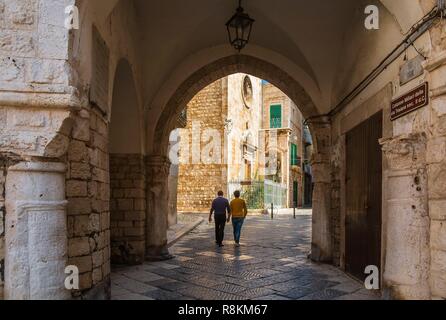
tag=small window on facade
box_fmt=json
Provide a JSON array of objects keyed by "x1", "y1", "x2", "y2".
[
  {"x1": 270, "y1": 104, "x2": 282, "y2": 128},
  {"x1": 291, "y1": 143, "x2": 299, "y2": 166}
]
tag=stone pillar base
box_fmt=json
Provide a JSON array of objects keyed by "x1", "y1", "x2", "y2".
[{"x1": 145, "y1": 244, "x2": 174, "y2": 261}]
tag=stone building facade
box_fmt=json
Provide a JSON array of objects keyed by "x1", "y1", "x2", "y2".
[
  {"x1": 175, "y1": 75, "x2": 307, "y2": 213},
  {"x1": 0, "y1": 0, "x2": 445, "y2": 300},
  {"x1": 262, "y1": 82, "x2": 305, "y2": 208},
  {"x1": 176, "y1": 74, "x2": 263, "y2": 212}
]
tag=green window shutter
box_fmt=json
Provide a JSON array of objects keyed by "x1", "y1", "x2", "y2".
[
  {"x1": 291, "y1": 143, "x2": 298, "y2": 165},
  {"x1": 270, "y1": 105, "x2": 282, "y2": 128}
]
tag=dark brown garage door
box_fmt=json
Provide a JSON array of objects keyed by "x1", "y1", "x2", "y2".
[{"x1": 345, "y1": 111, "x2": 382, "y2": 281}]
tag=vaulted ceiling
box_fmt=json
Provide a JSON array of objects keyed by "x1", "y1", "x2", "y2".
[{"x1": 104, "y1": 0, "x2": 431, "y2": 114}]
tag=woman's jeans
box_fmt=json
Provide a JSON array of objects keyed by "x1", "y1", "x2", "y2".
[{"x1": 232, "y1": 218, "x2": 245, "y2": 243}]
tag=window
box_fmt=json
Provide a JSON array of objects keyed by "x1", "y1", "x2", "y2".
[
  {"x1": 270, "y1": 104, "x2": 282, "y2": 128},
  {"x1": 291, "y1": 143, "x2": 299, "y2": 166}
]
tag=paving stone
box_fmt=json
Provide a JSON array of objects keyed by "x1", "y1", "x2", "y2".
[
  {"x1": 237, "y1": 287, "x2": 277, "y2": 299},
  {"x1": 298, "y1": 289, "x2": 347, "y2": 300},
  {"x1": 256, "y1": 294, "x2": 292, "y2": 300},
  {"x1": 211, "y1": 283, "x2": 247, "y2": 294},
  {"x1": 111, "y1": 215, "x2": 380, "y2": 300},
  {"x1": 112, "y1": 293, "x2": 154, "y2": 300},
  {"x1": 144, "y1": 288, "x2": 187, "y2": 300}
]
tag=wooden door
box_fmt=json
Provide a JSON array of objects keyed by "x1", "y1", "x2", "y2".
[{"x1": 345, "y1": 111, "x2": 382, "y2": 281}]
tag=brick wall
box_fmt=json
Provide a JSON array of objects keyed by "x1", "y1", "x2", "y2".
[
  {"x1": 66, "y1": 109, "x2": 111, "y2": 299},
  {"x1": 109, "y1": 154, "x2": 146, "y2": 265},
  {"x1": 178, "y1": 79, "x2": 226, "y2": 212}
]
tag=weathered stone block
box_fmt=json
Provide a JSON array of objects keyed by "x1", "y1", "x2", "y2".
[
  {"x1": 8, "y1": 0, "x2": 37, "y2": 27},
  {"x1": 89, "y1": 213, "x2": 100, "y2": 233},
  {"x1": 37, "y1": 24, "x2": 68, "y2": 59},
  {"x1": 38, "y1": 0, "x2": 68, "y2": 27},
  {"x1": 124, "y1": 211, "x2": 144, "y2": 222},
  {"x1": 26, "y1": 59, "x2": 68, "y2": 84},
  {"x1": 78, "y1": 272, "x2": 92, "y2": 291},
  {"x1": 124, "y1": 228, "x2": 143, "y2": 237},
  {"x1": 0, "y1": 57, "x2": 25, "y2": 82},
  {"x1": 0, "y1": 30, "x2": 35, "y2": 57},
  {"x1": 92, "y1": 167, "x2": 108, "y2": 184},
  {"x1": 431, "y1": 221, "x2": 446, "y2": 250},
  {"x1": 91, "y1": 199, "x2": 108, "y2": 213},
  {"x1": 67, "y1": 198, "x2": 91, "y2": 215},
  {"x1": 92, "y1": 267, "x2": 102, "y2": 285},
  {"x1": 427, "y1": 136, "x2": 446, "y2": 164},
  {"x1": 102, "y1": 261, "x2": 111, "y2": 278},
  {"x1": 66, "y1": 180, "x2": 88, "y2": 197},
  {"x1": 70, "y1": 162, "x2": 90, "y2": 180},
  {"x1": 118, "y1": 221, "x2": 133, "y2": 228},
  {"x1": 72, "y1": 215, "x2": 90, "y2": 236},
  {"x1": 68, "y1": 140, "x2": 88, "y2": 163},
  {"x1": 72, "y1": 117, "x2": 90, "y2": 142},
  {"x1": 124, "y1": 188, "x2": 144, "y2": 198},
  {"x1": 68, "y1": 237, "x2": 90, "y2": 257},
  {"x1": 429, "y1": 199, "x2": 446, "y2": 221},
  {"x1": 69, "y1": 256, "x2": 92, "y2": 274},
  {"x1": 428, "y1": 162, "x2": 446, "y2": 199},
  {"x1": 118, "y1": 199, "x2": 133, "y2": 211},
  {"x1": 92, "y1": 250, "x2": 103, "y2": 268},
  {"x1": 92, "y1": 132, "x2": 107, "y2": 152}
]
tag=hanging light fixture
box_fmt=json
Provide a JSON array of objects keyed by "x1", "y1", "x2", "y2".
[{"x1": 226, "y1": 0, "x2": 255, "y2": 52}]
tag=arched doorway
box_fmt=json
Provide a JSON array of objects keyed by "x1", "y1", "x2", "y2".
[
  {"x1": 148, "y1": 55, "x2": 332, "y2": 264},
  {"x1": 109, "y1": 59, "x2": 145, "y2": 265}
]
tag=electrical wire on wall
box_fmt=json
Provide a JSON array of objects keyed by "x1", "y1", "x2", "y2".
[{"x1": 304, "y1": 3, "x2": 445, "y2": 126}]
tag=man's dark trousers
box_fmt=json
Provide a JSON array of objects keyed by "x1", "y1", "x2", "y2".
[{"x1": 214, "y1": 214, "x2": 226, "y2": 245}]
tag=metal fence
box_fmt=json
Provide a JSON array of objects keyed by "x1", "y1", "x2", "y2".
[{"x1": 228, "y1": 180, "x2": 287, "y2": 209}]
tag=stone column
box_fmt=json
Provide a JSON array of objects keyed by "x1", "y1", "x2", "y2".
[
  {"x1": 380, "y1": 133, "x2": 430, "y2": 300},
  {"x1": 309, "y1": 120, "x2": 332, "y2": 262},
  {"x1": 5, "y1": 161, "x2": 69, "y2": 300},
  {"x1": 145, "y1": 156, "x2": 173, "y2": 261},
  {"x1": 424, "y1": 50, "x2": 446, "y2": 299}
]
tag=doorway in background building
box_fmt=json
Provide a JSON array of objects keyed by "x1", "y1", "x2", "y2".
[
  {"x1": 345, "y1": 111, "x2": 383, "y2": 281},
  {"x1": 293, "y1": 181, "x2": 298, "y2": 207}
]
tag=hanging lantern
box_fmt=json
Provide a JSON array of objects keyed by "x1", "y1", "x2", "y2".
[{"x1": 226, "y1": 0, "x2": 255, "y2": 52}]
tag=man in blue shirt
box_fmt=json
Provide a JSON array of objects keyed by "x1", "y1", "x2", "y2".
[{"x1": 209, "y1": 191, "x2": 231, "y2": 247}]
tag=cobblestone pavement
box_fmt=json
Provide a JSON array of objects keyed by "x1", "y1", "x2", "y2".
[{"x1": 111, "y1": 212, "x2": 381, "y2": 300}]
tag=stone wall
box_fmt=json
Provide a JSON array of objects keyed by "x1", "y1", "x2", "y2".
[
  {"x1": 0, "y1": 162, "x2": 5, "y2": 299},
  {"x1": 424, "y1": 50, "x2": 446, "y2": 299},
  {"x1": 66, "y1": 109, "x2": 110, "y2": 299},
  {"x1": 330, "y1": 137, "x2": 343, "y2": 267},
  {"x1": 177, "y1": 79, "x2": 226, "y2": 212},
  {"x1": 109, "y1": 154, "x2": 145, "y2": 265}
]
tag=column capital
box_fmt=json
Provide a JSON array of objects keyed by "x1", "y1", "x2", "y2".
[
  {"x1": 380, "y1": 133, "x2": 427, "y2": 171},
  {"x1": 8, "y1": 161, "x2": 66, "y2": 174},
  {"x1": 145, "y1": 155, "x2": 171, "y2": 179}
]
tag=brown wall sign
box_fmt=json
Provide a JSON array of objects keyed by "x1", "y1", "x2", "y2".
[{"x1": 391, "y1": 82, "x2": 429, "y2": 121}]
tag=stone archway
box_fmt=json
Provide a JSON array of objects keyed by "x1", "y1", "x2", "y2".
[
  {"x1": 149, "y1": 54, "x2": 333, "y2": 263},
  {"x1": 153, "y1": 55, "x2": 319, "y2": 156}
]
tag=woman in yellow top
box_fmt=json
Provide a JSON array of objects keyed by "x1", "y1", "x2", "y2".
[{"x1": 229, "y1": 190, "x2": 248, "y2": 247}]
